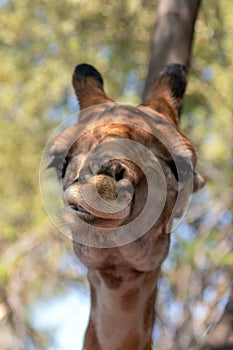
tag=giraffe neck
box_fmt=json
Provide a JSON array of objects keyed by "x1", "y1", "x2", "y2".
[{"x1": 84, "y1": 267, "x2": 160, "y2": 350}]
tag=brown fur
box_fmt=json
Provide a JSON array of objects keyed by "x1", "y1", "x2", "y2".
[
  {"x1": 116, "y1": 329, "x2": 140, "y2": 350},
  {"x1": 121, "y1": 287, "x2": 140, "y2": 311}
]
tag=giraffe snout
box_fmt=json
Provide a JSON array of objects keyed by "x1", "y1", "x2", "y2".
[{"x1": 64, "y1": 170, "x2": 134, "y2": 220}]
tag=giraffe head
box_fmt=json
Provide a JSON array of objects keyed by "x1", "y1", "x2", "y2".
[{"x1": 49, "y1": 64, "x2": 205, "y2": 271}]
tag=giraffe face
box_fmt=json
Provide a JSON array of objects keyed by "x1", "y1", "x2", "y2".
[{"x1": 49, "y1": 64, "x2": 205, "y2": 271}]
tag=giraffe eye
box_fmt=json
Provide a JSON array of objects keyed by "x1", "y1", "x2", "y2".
[{"x1": 61, "y1": 158, "x2": 68, "y2": 178}]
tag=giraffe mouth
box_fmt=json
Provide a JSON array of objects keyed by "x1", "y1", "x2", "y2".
[
  {"x1": 71, "y1": 204, "x2": 90, "y2": 214},
  {"x1": 65, "y1": 175, "x2": 135, "y2": 220}
]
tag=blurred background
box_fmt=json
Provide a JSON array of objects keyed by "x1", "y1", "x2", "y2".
[{"x1": 0, "y1": 0, "x2": 232, "y2": 349}]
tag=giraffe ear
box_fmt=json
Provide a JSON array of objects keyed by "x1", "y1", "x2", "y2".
[
  {"x1": 173, "y1": 171, "x2": 206, "y2": 218},
  {"x1": 72, "y1": 63, "x2": 114, "y2": 110},
  {"x1": 47, "y1": 124, "x2": 79, "y2": 176},
  {"x1": 49, "y1": 125, "x2": 79, "y2": 157},
  {"x1": 141, "y1": 64, "x2": 187, "y2": 124},
  {"x1": 193, "y1": 172, "x2": 206, "y2": 192}
]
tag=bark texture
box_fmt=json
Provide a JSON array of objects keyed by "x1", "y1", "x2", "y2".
[{"x1": 143, "y1": 0, "x2": 201, "y2": 99}]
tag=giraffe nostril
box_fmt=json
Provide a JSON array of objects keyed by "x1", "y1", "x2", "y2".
[
  {"x1": 77, "y1": 160, "x2": 128, "y2": 186},
  {"x1": 97, "y1": 160, "x2": 127, "y2": 182},
  {"x1": 114, "y1": 168, "x2": 125, "y2": 182}
]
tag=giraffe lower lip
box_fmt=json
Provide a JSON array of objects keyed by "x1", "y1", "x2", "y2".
[{"x1": 71, "y1": 205, "x2": 89, "y2": 214}]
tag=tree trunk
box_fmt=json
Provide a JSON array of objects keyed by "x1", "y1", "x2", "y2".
[
  {"x1": 143, "y1": 0, "x2": 201, "y2": 99},
  {"x1": 201, "y1": 285, "x2": 233, "y2": 350}
]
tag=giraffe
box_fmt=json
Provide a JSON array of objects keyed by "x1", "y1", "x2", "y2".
[{"x1": 49, "y1": 63, "x2": 205, "y2": 350}]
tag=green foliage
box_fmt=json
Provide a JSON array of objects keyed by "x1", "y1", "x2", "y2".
[{"x1": 0, "y1": 0, "x2": 232, "y2": 349}]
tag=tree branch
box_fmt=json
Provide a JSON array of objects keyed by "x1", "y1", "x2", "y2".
[
  {"x1": 143, "y1": 0, "x2": 201, "y2": 99},
  {"x1": 201, "y1": 283, "x2": 233, "y2": 350}
]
